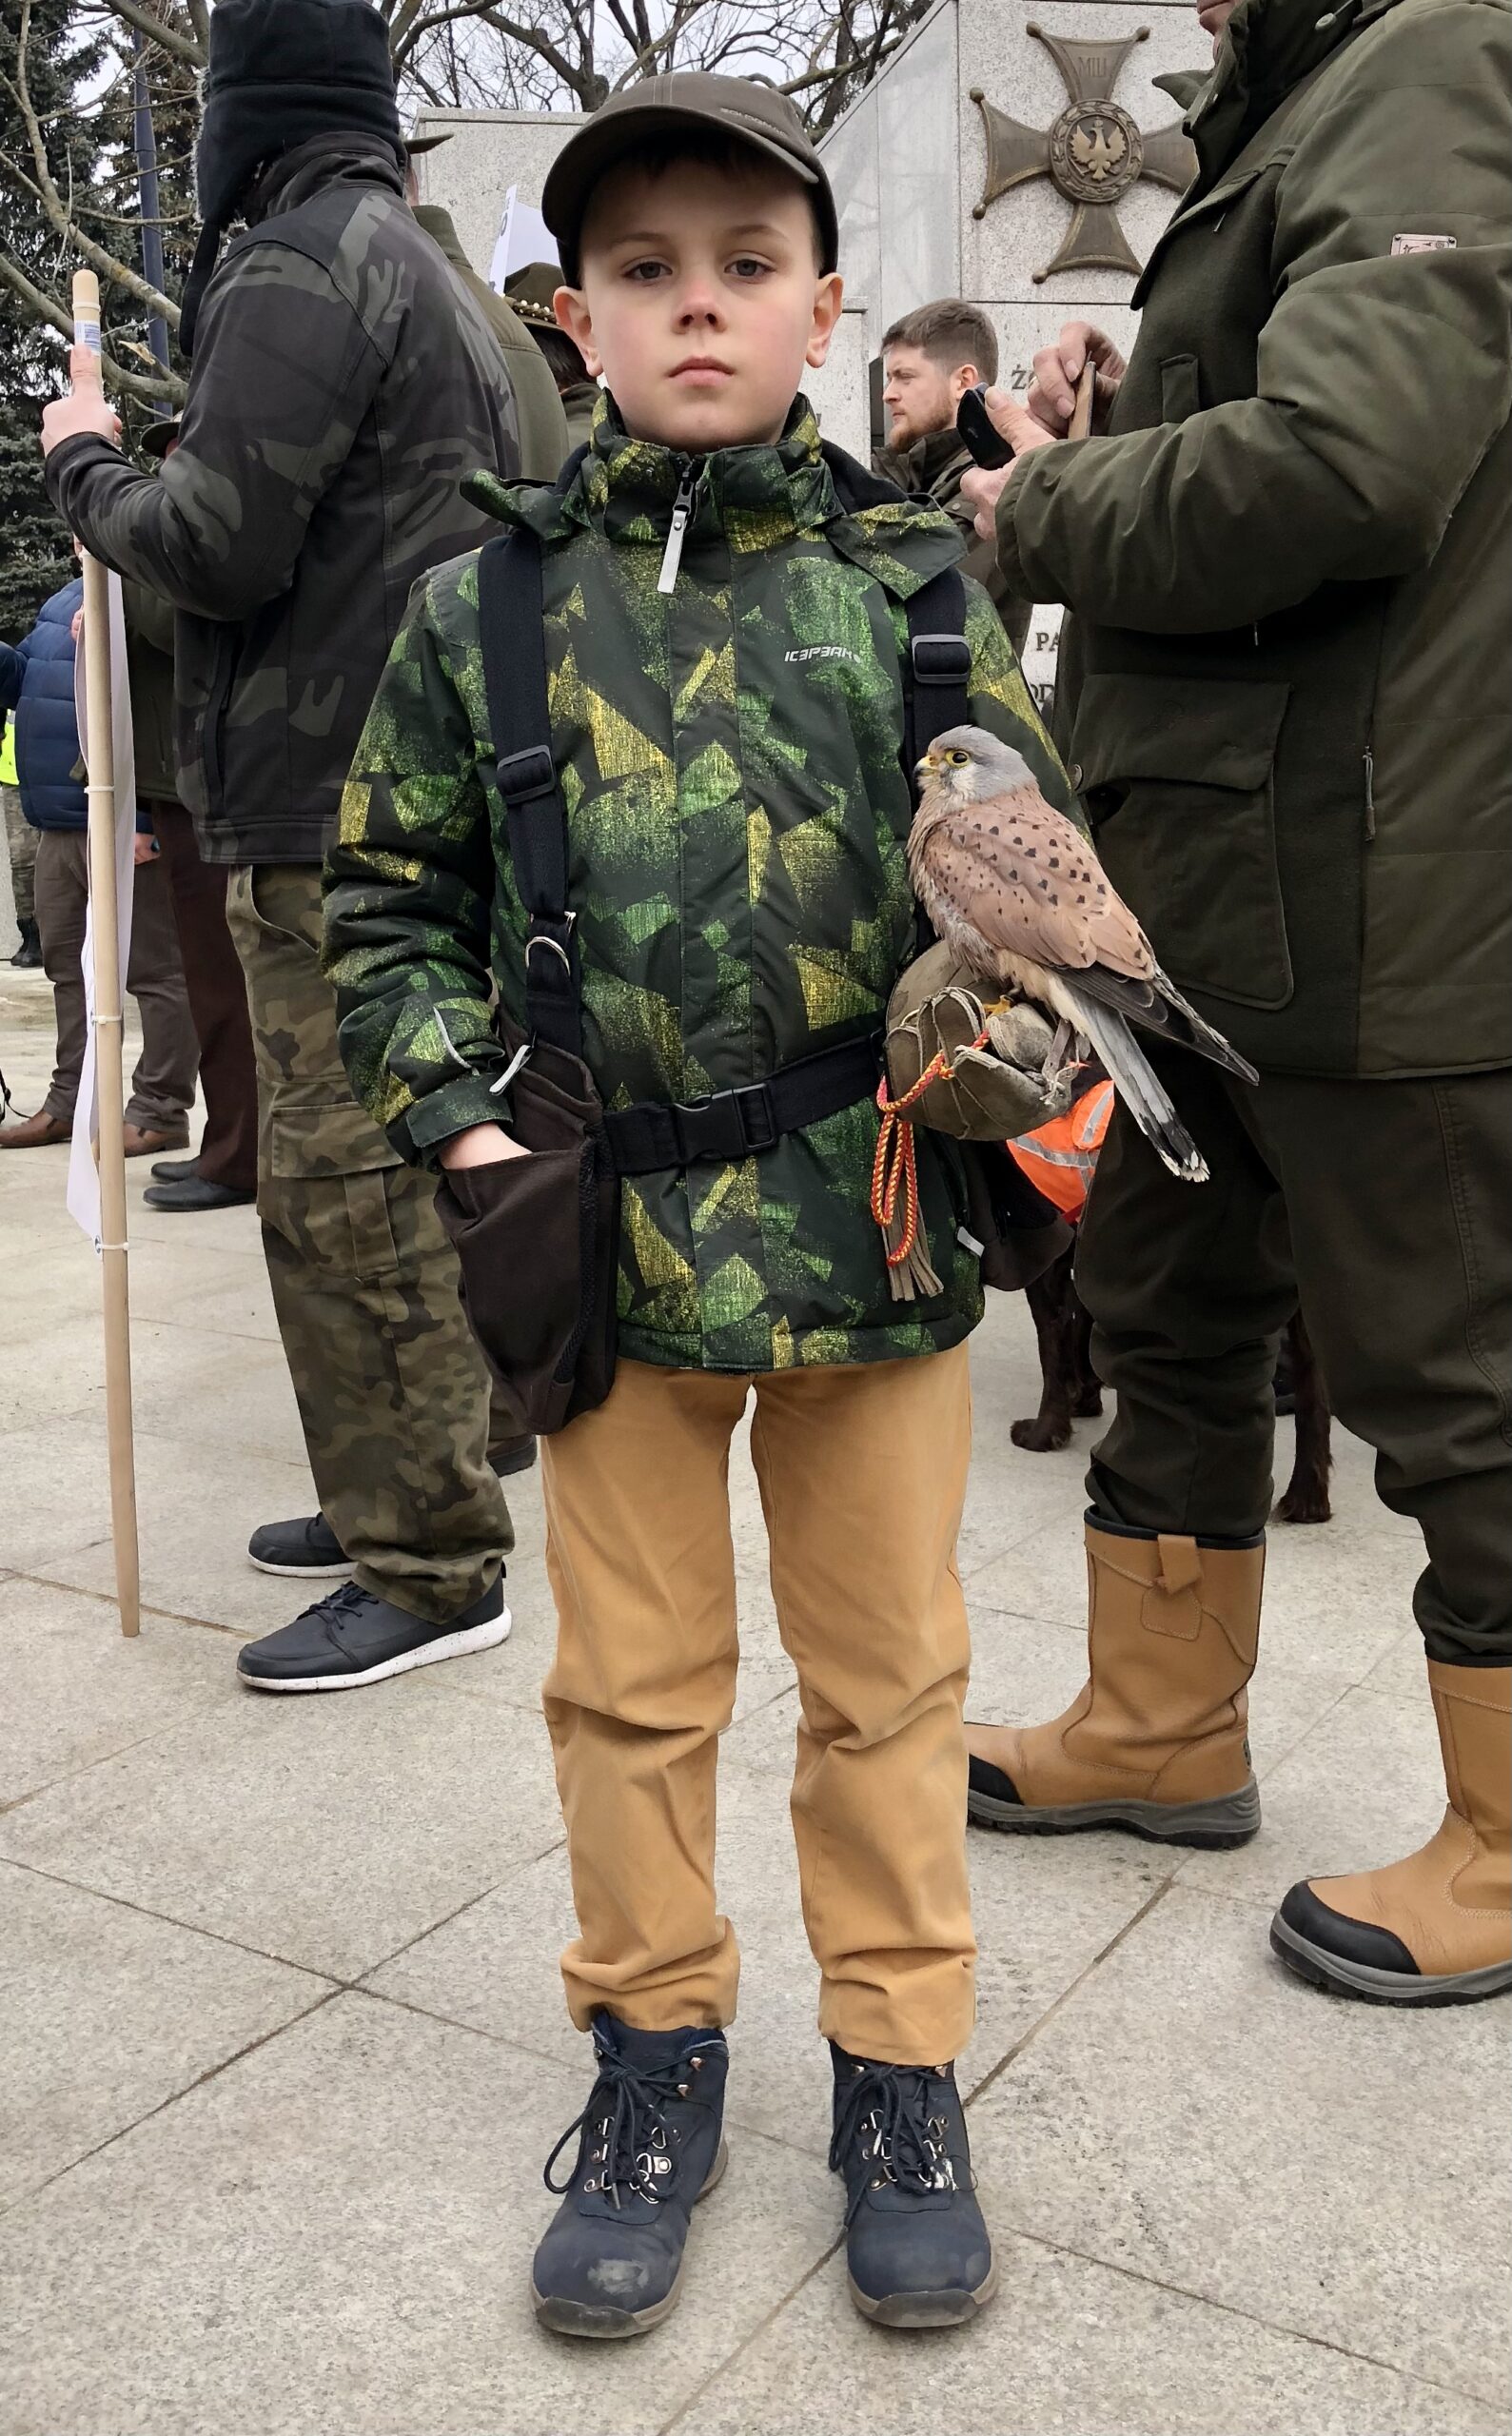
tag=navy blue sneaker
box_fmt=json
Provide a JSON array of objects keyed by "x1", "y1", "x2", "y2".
[
  {"x1": 532, "y1": 2015, "x2": 729, "y2": 2339},
  {"x1": 829, "y1": 2045, "x2": 996, "y2": 2328}
]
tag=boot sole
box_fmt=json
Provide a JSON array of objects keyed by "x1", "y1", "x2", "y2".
[
  {"x1": 238, "y1": 1610, "x2": 511, "y2": 1692},
  {"x1": 1268, "y1": 1913, "x2": 1512, "y2": 2006},
  {"x1": 848, "y1": 2253, "x2": 999, "y2": 2330},
  {"x1": 246, "y1": 1555, "x2": 353, "y2": 1579},
  {"x1": 968, "y1": 1778, "x2": 1261, "y2": 1852},
  {"x1": 531, "y1": 2141, "x2": 728, "y2": 2339}
]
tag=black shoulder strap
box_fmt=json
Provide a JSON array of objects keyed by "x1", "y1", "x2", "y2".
[
  {"x1": 901, "y1": 564, "x2": 971, "y2": 954},
  {"x1": 901, "y1": 564, "x2": 972, "y2": 780},
  {"x1": 476, "y1": 523, "x2": 582, "y2": 1057}
]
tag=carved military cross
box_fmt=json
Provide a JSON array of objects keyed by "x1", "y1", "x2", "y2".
[{"x1": 972, "y1": 26, "x2": 1197, "y2": 283}]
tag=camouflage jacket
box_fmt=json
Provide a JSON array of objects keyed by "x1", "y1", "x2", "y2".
[
  {"x1": 45, "y1": 135, "x2": 520, "y2": 868},
  {"x1": 324, "y1": 401, "x2": 1071, "y2": 1374}
]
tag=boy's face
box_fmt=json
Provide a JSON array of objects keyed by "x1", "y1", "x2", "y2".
[{"x1": 557, "y1": 154, "x2": 843, "y2": 454}]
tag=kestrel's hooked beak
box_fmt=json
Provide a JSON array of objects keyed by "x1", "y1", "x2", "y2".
[{"x1": 915, "y1": 749, "x2": 943, "y2": 778}]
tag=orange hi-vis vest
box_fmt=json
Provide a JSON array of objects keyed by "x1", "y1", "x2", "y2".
[{"x1": 1007, "y1": 1080, "x2": 1114, "y2": 1224}]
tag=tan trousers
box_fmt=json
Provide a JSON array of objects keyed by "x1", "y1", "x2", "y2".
[{"x1": 541, "y1": 1346, "x2": 977, "y2": 2065}]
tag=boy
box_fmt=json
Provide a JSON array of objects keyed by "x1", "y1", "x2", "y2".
[{"x1": 324, "y1": 72, "x2": 1071, "y2": 2337}]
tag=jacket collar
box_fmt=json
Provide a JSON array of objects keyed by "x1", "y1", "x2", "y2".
[
  {"x1": 463, "y1": 393, "x2": 965, "y2": 599},
  {"x1": 1185, "y1": 0, "x2": 1398, "y2": 181},
  {"x1": 898, "y1": 425, "x2": 971, "y2": 494},
  {"x1": 247, "y1": 132, "x2": 404, "y2": 225}
]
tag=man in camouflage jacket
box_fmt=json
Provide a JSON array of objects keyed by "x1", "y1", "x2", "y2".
[
  {"x1": 42, "y1": 0, "x2": 519, "y2": 1686},
  {"x1": 325, "y1": 402, "x2": 1070, "y2": 1371}
]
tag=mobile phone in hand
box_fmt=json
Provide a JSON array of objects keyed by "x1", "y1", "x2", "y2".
[{"x1": 955, "y1": 383, "x2": 1013, "y2": 470}]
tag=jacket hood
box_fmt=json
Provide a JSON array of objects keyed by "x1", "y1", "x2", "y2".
[{"x1": 463, "y1": 395, "x2": 965, "y2": 600}]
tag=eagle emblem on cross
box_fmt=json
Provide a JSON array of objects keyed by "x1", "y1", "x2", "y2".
[{"x1": 971, "y1": 26, "x2": 1197, "y2": 283}]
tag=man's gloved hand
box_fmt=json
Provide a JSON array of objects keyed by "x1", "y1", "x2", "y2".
[{"x1": 41, "y1": 345, "x2": 122, "y2": 459}]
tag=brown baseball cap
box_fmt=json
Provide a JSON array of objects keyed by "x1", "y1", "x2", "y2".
[{"x1": 542, "y1": 72, "x2": 838, "y2": 285}]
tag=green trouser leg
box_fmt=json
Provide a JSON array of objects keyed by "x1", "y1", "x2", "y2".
[
  {"x1": 226, "y1": 863, "x2": 513, "y2": 1624},
  {"x1": 1076, "y1": 1055, "x2": 1512, "y2": 1667}
]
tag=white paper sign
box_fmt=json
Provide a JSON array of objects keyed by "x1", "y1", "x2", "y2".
[
  {"x1": 68, "y1": 565, "x2": 137, "y2": 1249},
  {"x1": 488, "y1": 187, "x2": 559, "y2": 292}
]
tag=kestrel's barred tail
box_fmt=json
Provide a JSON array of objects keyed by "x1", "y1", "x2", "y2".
[{"x1": 1055, "y1": 977, "x2": 1208, "y2": 1184}]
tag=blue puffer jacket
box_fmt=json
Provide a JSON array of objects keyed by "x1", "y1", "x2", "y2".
[{"x1": 0, "y1": 581, "x2": 86, "y2": 832}]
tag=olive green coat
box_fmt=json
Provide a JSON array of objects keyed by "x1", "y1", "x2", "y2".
[
  {"x1": 410, "y1": 205, "x2": 569, "y2": 481},
  {"x1": 997, "y1": 0, "x2": 1512, "y2": 1077}
]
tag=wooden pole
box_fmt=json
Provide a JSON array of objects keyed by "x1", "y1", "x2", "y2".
[
  {"x1": 72, "y1": 268, "x2": 141, "y2": 1639},
  {"x1": 1068, "y1": 360, "x2": 1098, "y2": 442}
]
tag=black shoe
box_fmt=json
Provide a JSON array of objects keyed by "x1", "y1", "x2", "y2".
[
  {"x1": 532, "y1": 2015, "x2": 729, "y2": 2339},
  {"x1": 143, "y1": 1174, "x2": 256, "y2": 1211},
  {"x1": 829, "y1": 2045, "x2": 996, "y2": 2328},
  {"x1": 492, "y1": 1434, "x2": 539, "y2": 1478},
  {"x1": 10, "y1": 917, "x2": 42, "y2": 970},
  {"x1": 247, "y1": 1513, "x2": 351, "y2": 1578},
  {"x1": 237, "y1": 1573, "x2": 509, "y2": 1692},
  {"x1": 150, "y1": 1154, "x2": 200, "y2": 1184}
]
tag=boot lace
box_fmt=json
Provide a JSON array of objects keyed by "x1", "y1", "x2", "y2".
[
  {"x1": 829, "y1": 2061, "x2": 958, "y2": 2226},
  {"x1": 543, "y1": 2046, "x2": 698, "y2": 2210}
]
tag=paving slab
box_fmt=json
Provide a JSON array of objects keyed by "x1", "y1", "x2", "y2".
[
  {"x1": 1176, "y1": 1680, "x2": 1449, "y2": 1911},
  {"x1": 966, "y1": 1882, "x2": 1512, "y2": 2407},
  {"x1": 666, "y1": 2226, "x2": 1502, "y2": 2436},
  {"x1": 0, "y1": 1577, "x2": 234, "y2": 1807},
  {"x1": 0, "y1": 1669, "x2": 564, "y2": 1980},
  {"x1": 0, "y1": 1992, "x2": 838, "y2": 2436},
  {"x1": 0, "y1": 1860, "x2": 331, "y2": 2210},
  {"x1": 22, "y1": 1421, "x2": 328, "y2": 1634}
]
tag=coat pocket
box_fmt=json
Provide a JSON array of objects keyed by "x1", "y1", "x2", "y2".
[
  {"x1": 1070, "y1": 676, "x2": 1294, "y2": 1012},
  {"x1": 433, "y1": 1045, "x2": 619, "y2": 1438}
]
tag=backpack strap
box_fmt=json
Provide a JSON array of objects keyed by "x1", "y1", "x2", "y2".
[
  {"x1": 901, "y1": 564, "x2": 972, "y2": 952},
  {"x1": 476, "y1": 522, "x2": 583, "y2": 1058},
  {"x1": 901, "y1": 564, "x2": 972, "y2": 777}
]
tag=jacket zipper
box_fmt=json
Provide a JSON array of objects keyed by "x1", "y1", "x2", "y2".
[
  {"x1": 1364, "y1": 743, "x2": 1375, "y2": 839},
  {"x1": 658, "y1": 461, "x2": 703, "y2": 594}
]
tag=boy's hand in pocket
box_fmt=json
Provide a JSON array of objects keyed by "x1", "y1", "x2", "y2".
[{"x1": 440, "y1": 1122, "x2": 528, "y2": 1169}]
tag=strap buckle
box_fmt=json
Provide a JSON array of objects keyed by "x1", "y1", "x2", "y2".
[
  {"x1": 495, "y1": 745, "x2": 557, "y2": 805},
  {"x1": 669, "y1": 1079, "x2": 778, "y2": 1165},
  {"x1": 911, "y1": 633, "x2": 972, "y2": 686}
]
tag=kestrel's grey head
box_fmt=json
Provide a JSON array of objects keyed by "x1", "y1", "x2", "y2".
[{"x1": 914, "y1": 726, "x2": 1035, "y2": 819}]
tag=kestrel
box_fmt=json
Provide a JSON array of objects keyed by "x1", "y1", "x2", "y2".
[{"x1": 909, "y1": 726, "x2": 1257, "y2": 1182}]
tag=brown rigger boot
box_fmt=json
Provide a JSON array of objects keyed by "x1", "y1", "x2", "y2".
[
  {"x1": 967, "y1": 1516, "x2": 1264, "y2": 1850},
  {"x1": 1271, "y1": 1661, "x2": 1512, "y2": 2005}
]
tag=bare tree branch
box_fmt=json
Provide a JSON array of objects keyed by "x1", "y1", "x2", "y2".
[
  {"x1": 0, "y1": 252, "x2": 185, "y2": 403},
  {"x1": 8, "y1": 3, "x2": 179, "y2": 324}
]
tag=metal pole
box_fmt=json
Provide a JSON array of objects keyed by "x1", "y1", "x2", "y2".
[
  {"x1": 132, "y1": 29, "x2": 172, "y2": 398},
  {"x1": 72, "y1": 268, "x2": 142, "y2": 1640}
]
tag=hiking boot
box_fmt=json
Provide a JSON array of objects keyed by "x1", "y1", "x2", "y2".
[
  {"x1": 237, "y1": 1574, "x2": 509, "y2": 1692},
  {"x1": 247, "y1": 1513, "x2": 350, "y2": 1578},
  {"x1": 10, "y1": 917, "x2": 42, "y2": 970},
  {"x1": 532, "y1": 2015, "x2": 729, "y2": 2339},
  {"x1": 1271, "y1": 1661, "x2": 1511, "y2": 2005},
  {"x1": 829, "y1": 2046, "x2": 995, "y2": 2328},
  {"x1": 967, "y1": 1516, "x2": 1264, "y2": 1850}
]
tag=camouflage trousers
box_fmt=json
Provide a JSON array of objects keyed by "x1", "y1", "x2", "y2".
[{"x1": 226, "y1": 864, "x2": 512, "y2": 1622}]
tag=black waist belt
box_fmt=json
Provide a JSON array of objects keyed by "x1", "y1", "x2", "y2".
[{"x1": 602, "y1": 1032, "x2": 882, "y2": 1176}]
